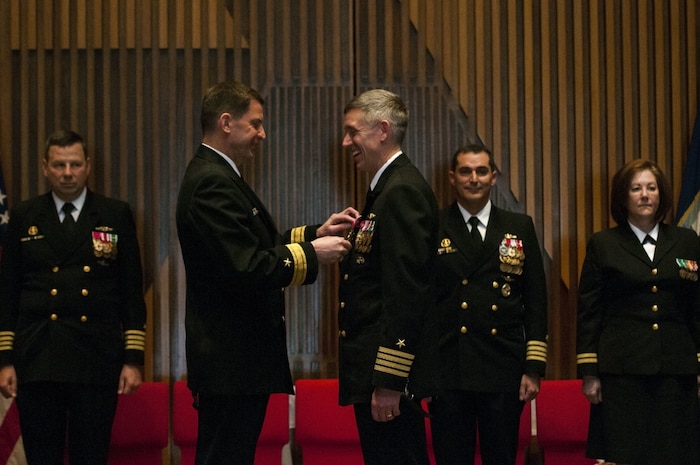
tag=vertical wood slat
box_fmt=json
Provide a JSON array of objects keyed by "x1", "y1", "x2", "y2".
[
  {"x1": 523, "y1": 1, "x2": 535, "y2": 216},
  {"x1": 0, "y1": 0, "x2": 10, "y2": 196},
  {"x1": 508, "y1": 0, "x2": 521, "y2": 200},
  {"x1": 589, "y1": 0, "x2": 603, "y2": 234},
  {"x1": 557, "y1": 1, "x2": 571, "y2": 289}
]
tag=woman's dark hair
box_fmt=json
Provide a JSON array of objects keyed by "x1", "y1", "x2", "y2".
[{"x1": 610, "y1": 159, "x2": 672, "y2": 225}]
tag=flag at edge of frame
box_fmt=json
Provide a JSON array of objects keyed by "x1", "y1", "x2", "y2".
[
  {"x1": 0, "y1": 162, "x2": 26, "y2": 465},
  {"x1": 677, "y1": 99, "x2": 700, "y2": 233}
]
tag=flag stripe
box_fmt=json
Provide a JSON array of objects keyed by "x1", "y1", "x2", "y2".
[{"x1": 0, "y1": 400, "x2": 22, "y2": 464}]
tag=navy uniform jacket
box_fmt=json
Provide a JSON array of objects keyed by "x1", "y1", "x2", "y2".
[
  {"x1": 0, "y1": 190, "x2": 146, "y2": 385},
  {"x1": 338, "y1": 153, "x2": 439, "y2": 405},
  {"x1": 577, "y1": 223, "x2": 700, "y2": 377},
  {"x1": 176, "y1": 145, "x2": 320, "y2": 396},
  {"x1": 434, "y1": 203, "x2": 548, "y2": 392}
]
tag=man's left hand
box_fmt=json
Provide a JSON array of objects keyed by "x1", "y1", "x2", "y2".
[
  {"x1": 118, "y1": 364, "x2": 143, "y2": 395},
  {"x1": 519, "y1": 373, "x2": 541, "y2": 402}
]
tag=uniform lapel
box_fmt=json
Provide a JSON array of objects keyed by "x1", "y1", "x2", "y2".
[
  {"x1": 651, "y1": 224, "x2": 676, "y2": 265},
  {"x1": 615, "y1": 226, "x2": 653, "y2": 265},
  {"x1": 444, "y1": 203, "x2": 481, "y2": 274},
  {"x1": 64, "y1": 191, "x2": 95, "y2": 257},
  {"x1": 232, "y1": 173, "x2": 278, "y2": 236},
  {"x1": 197, "y1": 146, "x2": 279, "y2": 237},
  {"x1": 37, "y1": 193, "x2": 73, "y2": 259}
]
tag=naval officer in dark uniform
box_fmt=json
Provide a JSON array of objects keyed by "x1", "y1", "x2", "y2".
[
  {"x1": 176, "y1": 81, "x2": 355, "y2": 465},
  {"x1": 577, "y1": 159, "x2": 700, "y2": 465},
  {"x1": 429, "y1": 144, "x2": 548, "y2": 465},
  {"x1": 338, "y1": 89, "x2": 440, "y2": 465},
  {"x1": 0, "y1": 130, "x2": 147, "y2": 465}
]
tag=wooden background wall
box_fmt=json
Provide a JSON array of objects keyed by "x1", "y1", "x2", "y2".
[{"x1": 1, "y1": 0, "x2": 698, "y2": 383}]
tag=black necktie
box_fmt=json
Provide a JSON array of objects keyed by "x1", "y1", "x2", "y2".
[
  {"x1": 62, "y1": 202, "x2": 76, "y2": 235},
  {"x1": 643, "y1": 235, "x2": 656, "y2": 245},
  {"x1": 469, "y1": 216, "x2": 482, "y2": 244}
]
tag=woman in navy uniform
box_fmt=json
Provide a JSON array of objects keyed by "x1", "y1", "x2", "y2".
[{"x1": 577, "y1": 159, "x2": 700, "y2": 465}]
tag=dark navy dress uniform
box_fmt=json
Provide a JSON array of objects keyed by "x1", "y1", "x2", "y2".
[
  {"x1": 338, "y1": 153, "x2": 439, "y2": 465},
  {"x1": 430, "y1": 202, "x2": 548, "y2": 465},
  {"x1": 0, "y1": 190, "x2": 146, "y2": 465},
  {"x1": 176, "y1": 145, "x2": 323, "y2": 465},
  {"x1": 577, "y1": 223, "x2": 700, "y2": 465}
]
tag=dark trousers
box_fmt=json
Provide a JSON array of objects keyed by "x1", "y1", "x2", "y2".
[
  {"x1": 587, "y1": 374, "x2": 699, "y2": 465},
  {"x1": 353, "y1": 396, "x2": 430, "y2": 465},
  {"x1": 16, "y1": 381, "x2": 118, "y2": 465},
  {"x1": 429, "y1": 390, "x2": 524, "y2": 465},
  {"x1": 194, "y1": 392, "x2": 269, "y2": 465}
]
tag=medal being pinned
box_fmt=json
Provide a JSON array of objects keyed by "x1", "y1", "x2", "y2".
[{"x1": 348, "y1": 214, "x2": 376, "y2": 255}]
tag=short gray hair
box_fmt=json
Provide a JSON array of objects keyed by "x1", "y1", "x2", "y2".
[{"x1": 344, "y1": 89, "x2": 408, "y2": 144}]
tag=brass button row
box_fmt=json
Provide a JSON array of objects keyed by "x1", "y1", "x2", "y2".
[
  {"x1": 52, "y1": 266, "x2": 91, "y2": 273},
  {"x1": 49, "y1": 314, "x2": 88, "y2": 322},
  {"x1": 50, "y1": 289, "x2": 89, "y2": 296},
  {"x1": 460, "y1": 326, "x2": 498, "y2": 335}
]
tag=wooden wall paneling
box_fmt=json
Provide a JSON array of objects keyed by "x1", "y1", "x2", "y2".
[
  {"x1": 507, "y1": 0, "x2": 521, "y2": 200},
  {"x1": 662, "y1": 2, "x2": 688, "y2": 197},
  {"x1": 523, "y1": 1, "x2": 536, "y2": 219},
  {"x1": 557, "y1": 0, "x2": 571, "y2": 290},
  {"x1": 653, "y1": 1, "x2": 668, "y2": 170},
  {"x1": 670, "y1": 1, "x2": 689, "y2": 210},
  {"x1": 3, "y1": 0, "x2": 699, "y2": 390},
  {"x1": 132, "y1": 0, "x2": 153, "y2": 379},
  {"x1": 100, "y1": 0, "x2": 113, "y2": 195},
  {"x1": 689, "y1": 1, "x2": 699, "y2": 137},
  {"x1": 85, "y1": 1, "x2": 96, "y2": 172},
  {"x1": 589, "y1": 0, "x2": 604, "y2": 236},
  {"x1": 604, "y1": 0, "x2": 619, "y2": 228},
  {"x1": 149, "y1": 0, "x2": 172, "y2": 383},
  {"x1": 20, "y1": 0, "x2": 34, "y2": 198},
  {"x1": 638, "y1": 1, "x2": 651, "y2": 175},
  {"x1": 0, "y1": 0, "x2": 9, "y2": 195}
]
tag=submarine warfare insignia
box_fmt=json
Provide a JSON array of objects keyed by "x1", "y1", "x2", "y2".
[
  {"x1": 93, "y1": 229, "x2": 118, "y2": 260},
  {"x1": 499, "y1": 234, "x2": 524, "y2": 276},
  {"x1": 677, "y1": 258, "x2": 699, "y2": 281},
  {"x1": 438, "y1": 237, "x2": 457, "y2": 255}
]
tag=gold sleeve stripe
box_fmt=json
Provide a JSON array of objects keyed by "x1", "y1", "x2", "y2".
[
  {"x1": 577, "y1": 353, "x2": 598, "y2": 364},
  {"x1": 285, "y1": 243, "x2": 308, "y2": 286},
  {"x1": 0, "y1": 332, "x2": 14, "y2": 351},
  {"x1": 290, "y1": 226, "x2": 306, "y2": 243},
  {"x1": 526, "y1": 340, "x2": 547, "y2": 362},
  {"x1": 378, "y1": 346, "x2": 416, "y2": 360},
  {"x1": 374, "y1": 365, "x2": 408, "y2": 378},
  {"x1": 124, "y1": 330, "x2": 146, "y2": 351},
  {"x1": 374, "y1": 346, "x2": 414, "y2": 377}
]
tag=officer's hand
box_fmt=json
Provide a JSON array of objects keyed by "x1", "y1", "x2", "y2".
[
  {"x1": 118, "y1": 364, "x2": 143, "y2": 396},
  {"x1": 0, "y1": 366, "x2": 17, "y2": 399},
  {"x1": 371, "y1": 386, "x2": 401, "y2": 422},
  {"x1": 582, "y1": 375, "x2": 602, "y2": 404},
  {"x1": 519, "y1": 373, "x2": 541, "y2": 402},
  {"x1": 317, "y1": 207, "x2": 360, "y2": 237},
  {"x1": 311, "y1": 236, "x2": 352, "y2": 264}
]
